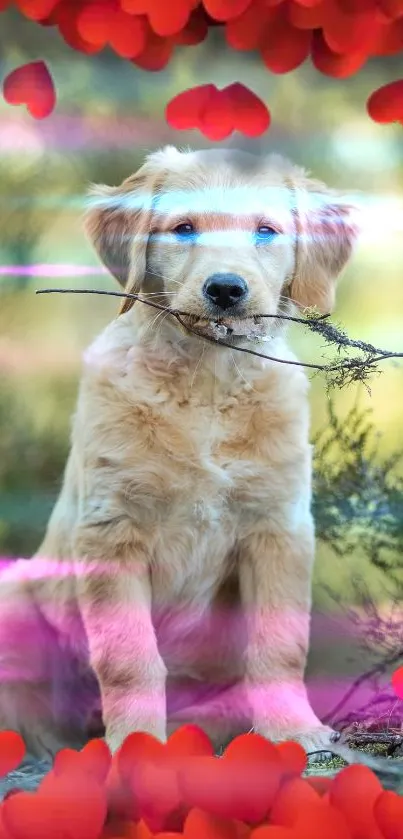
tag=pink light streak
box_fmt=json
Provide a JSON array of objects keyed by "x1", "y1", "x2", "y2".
[
  {"x1": 0, "y1": 557, "x2": 399, "y2": 724},
  {"x1": 0, "y1": 264, "x2": 108, "y2": 278}
]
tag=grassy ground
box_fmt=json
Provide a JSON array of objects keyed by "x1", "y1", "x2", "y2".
[{"x1": 304, "y1": 742, "x2": 403, "y2": 789}]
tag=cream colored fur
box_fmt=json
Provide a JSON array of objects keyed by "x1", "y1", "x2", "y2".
[{"x1": 0, "y1": 147, "x2": 356, "y2": 757}]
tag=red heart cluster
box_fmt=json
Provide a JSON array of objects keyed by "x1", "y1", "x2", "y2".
[
  {"x1": 0, "y1": 726, "x2": 403, "y2": 839},
  {"x1": 1, "y1": 0, "x2": 403, "y2": 132},
  {"x1": 166, "y1": 83, "x2": 270, "y2": 140},
  {"x1": 14, "y1": 0, "x2": 209, "y2": 67},
  {"x1": 10, "y1": 0, "x2": 403, "y2": 76}
]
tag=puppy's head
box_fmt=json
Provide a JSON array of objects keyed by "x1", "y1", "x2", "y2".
[{"x1": 85, "y1": 146, "x2": 357, "y2": 341}]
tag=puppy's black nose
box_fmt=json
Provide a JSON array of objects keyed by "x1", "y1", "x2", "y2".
[{"x1": 203, "y1": 273, "x2": 248, "y2": 311}]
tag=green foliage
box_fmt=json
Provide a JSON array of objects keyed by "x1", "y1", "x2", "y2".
[
  {"x1": 0, "y1": 378, "x2": 72, "y2": 557},
  {"x1": 313, "y1": 403, "x2": 403, "y2": 581}
]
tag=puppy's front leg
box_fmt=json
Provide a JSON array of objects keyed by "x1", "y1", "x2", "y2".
[
  {"x1": 239, "y1": 521, "x2": 336, "y2": 754},
  {"x1": 74, "y1": 528, "x2": 167, "y2": 753}
]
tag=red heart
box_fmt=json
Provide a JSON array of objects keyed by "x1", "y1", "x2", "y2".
[
  {"x1": 2, "y1": 791, "x2": 47, "y2": 839},
  {"x1": 225, "y1": 1, "x2": 276, "y2": 50},
  {"x1": 392, "y1": 665, "x2": 403, "y2": 697},
  {"x1": 374, "y1": 790, "x2": 403, "y2": 839},
  {"x1": 166, "y1": 82, "x2": 270, "y2": 139},
  {"x1": 54, "y1": 738, "x2": 111, "y2": 784},
  {"x1": 112, "y1": 732, "x2": 167, "y2": 824},
  {"x1": 120, "y1": 0, "x2": 149, "y2": 11},
  {"x1": 55, "y1": 3, "x2": 102, "y2": 54},
  {"x1": 222, "y1": 732, "x2": 279, "y2": 766},
  {"x1": 140, "y1": 727, "x2": 214, "y2": 831},
  {"x1": 199, "y1": 86, "x2": 235, "y2": 141},
  {"x1": 379, "y1": 0, "x2": 403, "y2": 18},
  {"x1": 175, "y1": 6, "x2": 209, "y2": 45},
  {"x1": 222, "y1": 734, "x2": 283, "y2": 822},
  {"x1": 3, "y1": 772, "x2": 107, "y2": 839},
  {"x1": 115, "y1": 726, "x2": 215, "y2": 832},
  {"x1": 106, "y1": 758, "x2": 139, "y2": 823},
  {"x1": 323, "y1": 4, "x2": 382, "y2": 54},
  {"x1": 329, "y1": 765, "x2": 384, "y2": 839},
  {"x1": 373, "y1": 19, "x2": 403, "y2": 56},
  {"x1": 133, "y1": 760, "x2": 184, "y2": 833},
  {"x1": 0, "y1": 732, "x2": 25, "y2": 778},
  {"x1": 184, "y1": 808, "x2": 249, "y2": 839},
  {"x1": 166, "y1": 724, "x2": 215, "y2": 757},
  {"x1": 270, "y1": 778, "x2": 322, "y2": 828},
  {"x1": 0, "y1": 809, "x2": 12, "y2": 839},
  {"x1": 292, "y1": 802, "x2": 352, "y2": 839},
  {"x1": 292, "y1": 0, "x2": 323, "y2": 6},
  {"x1": 223, "y1": 83, "x2": 271, "y2": 136},
  {"x1": 202, "y1": 0, "x2": 253, "y2": 22},
  {"x1": 16, "y1": 0, "x2": 58, "y2": 20},
  {"x1": 338, "y1": 0, "x2": 376, "y2": 9},
  {"x1": 178, "y1": 757, "x2": 241, "y2": 822},
  {"x1": 148, "y1": 0, "x2": 192, "y2": 36},
  {"x1": 306, "y1": 776, "x2": 332, "y2": 796},
  {"x1": 118, "y1": 731, "x2": 165, "y2": 786},
  {"x1": 3, "y1": 60, "x2": 55, "y2": 118},
  {"x1": 76, "y1": 2, "x2": 116, "y2": 47},
  {"x1": 275, "y1": 741, "x2": 307, "y2": 780},
  {"x1": 261, "y1": 12, "x2": 312, "y2": 72},
  {"x1": 179, "y1": 747, "x2": 282, "y2": 824},
  {"x1": 81, "y1": 738, "x2": 112, "y2": 781},
  {"x1": 125, "y1": 821, "x2": 154, "y2": 839},
  {"x1": 166, "y1": 84, "x2": 217, "y2": 130},
  {"x1": 311, "y1": 31, "x2": 368, "y2": 77},
  {"x1": 270, "y1": 778, "x2": 321, "y2": 827},
  {"x1": 288, "y1": 1, "x2": 327, "y2": 30},
  {"x1": 132, "y1": 28, "x2": 175, "y2": 70},
  {"x1": 251, "y1": 829, "x2": 297, "y2": 839},
  {"x1": 109, "y1": 10, "x2": 147, "y2": 58},
  {"x1": 367, "y1": 80, "x2": 403, "y2": 122}
]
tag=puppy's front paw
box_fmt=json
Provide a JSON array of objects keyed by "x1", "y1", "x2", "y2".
[
  {"x1": 105, "y1": 724, "x2": 167, "y2": 754},
  {"x1": 255, "y1": 723, "x2": 340, "y2": 763},
  {"x1": 291, "y1": 725, "x2": 341, "y2": 763}
]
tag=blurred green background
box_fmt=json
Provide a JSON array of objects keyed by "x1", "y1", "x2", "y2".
[{"x1": 0, "y1": 6, "x2": 402, "y2": 621}]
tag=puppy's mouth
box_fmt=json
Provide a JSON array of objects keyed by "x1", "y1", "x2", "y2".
[{"x1": 180, "y1": 315, "x2": 271, "y2": 342}]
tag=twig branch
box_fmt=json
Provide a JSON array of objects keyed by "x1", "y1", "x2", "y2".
[
  {"x1": 35, "y1": 287, "x2": 403, "y2": 388},
  {"x1": 323, "y1": 649, "x2": 403, "y2": 726}
]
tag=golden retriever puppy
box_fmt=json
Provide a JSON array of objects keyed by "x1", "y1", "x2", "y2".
[{"x1": 0, "y1": 147, "x2": 356, "y2": 758}]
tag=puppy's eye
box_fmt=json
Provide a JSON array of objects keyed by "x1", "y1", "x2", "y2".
[
  {"x1": 256, "y1": 224, "x2": 278, "y2": 242},
  {"x1": 173, "y1": 222, "x2": 196, "y2": 238}
]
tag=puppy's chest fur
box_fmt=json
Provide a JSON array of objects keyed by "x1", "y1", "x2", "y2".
[
  {"x1": 108, "y1": 358, "x2": 294, "y2": 521},
  {"x1": 84, "y1": 348, "x2": 310, "y2": 607}
]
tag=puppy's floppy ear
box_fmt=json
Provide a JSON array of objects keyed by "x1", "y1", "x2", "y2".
[
  {"x1": 287, "y1": 172, "x2": 358, "y2": 314},
  {"x1": 84, "y1": 157, "x2": 162, "y2": 314}
]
